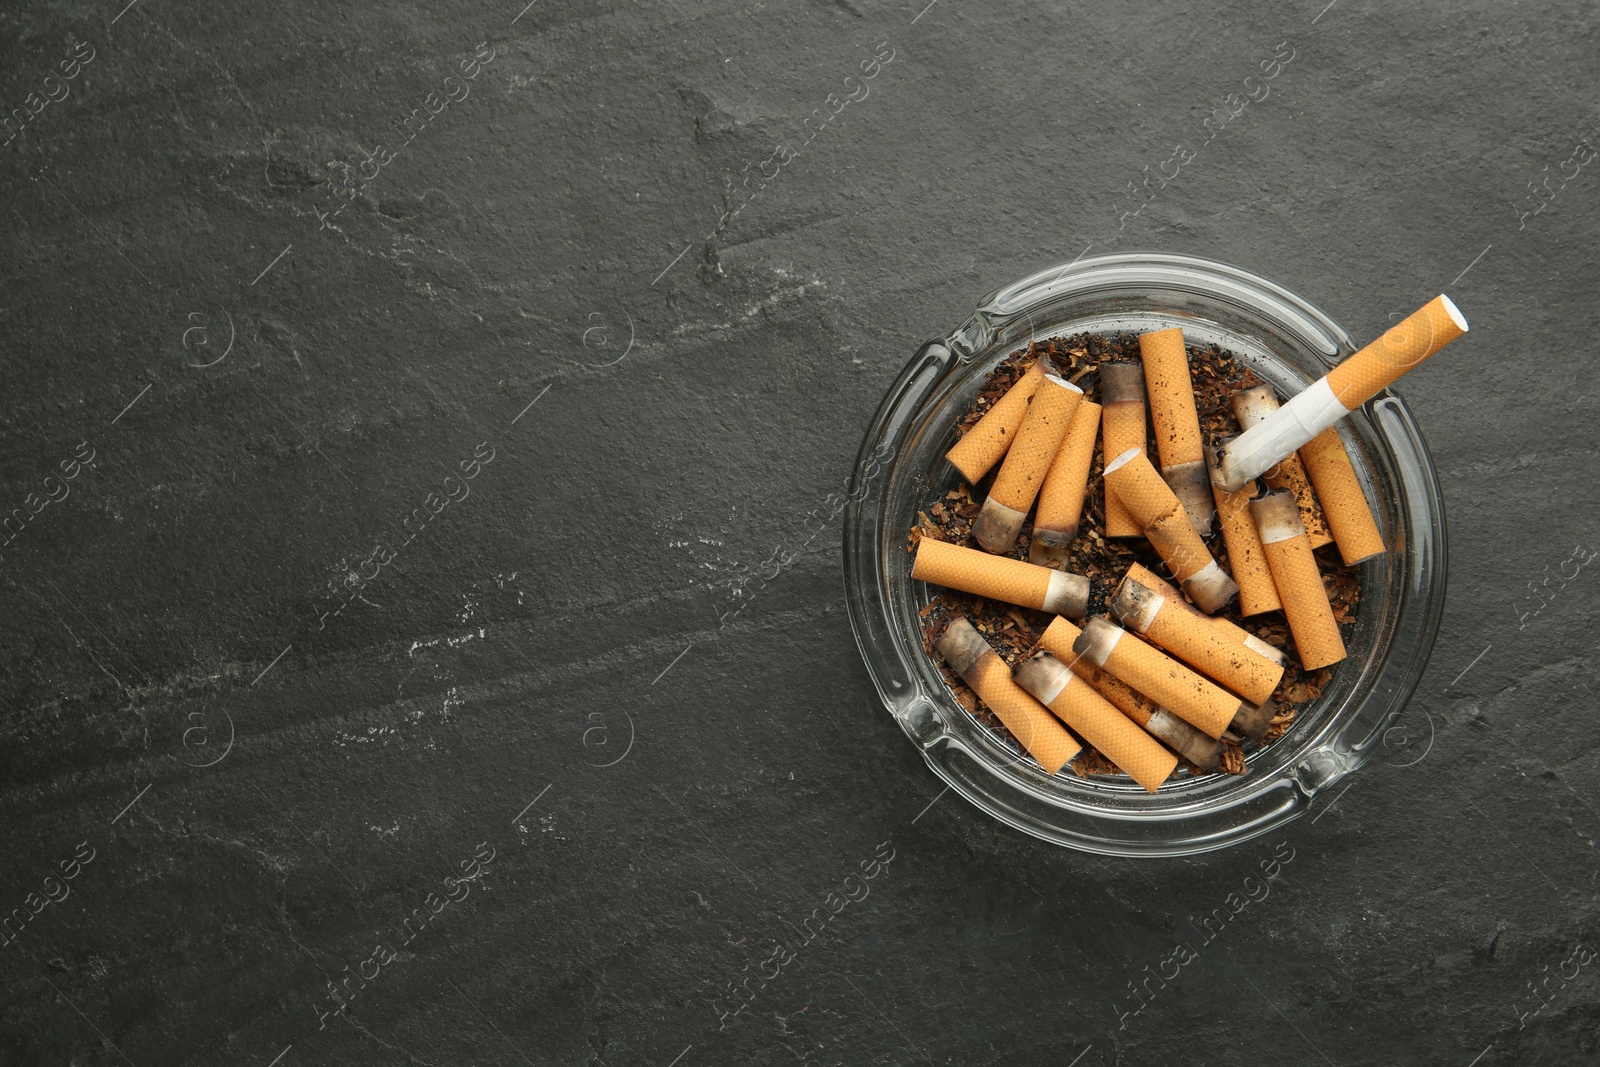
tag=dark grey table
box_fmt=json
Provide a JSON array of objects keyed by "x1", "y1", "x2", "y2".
[{"x1": 3, "y1": 1, "x2": 1596, "y2": 1064}]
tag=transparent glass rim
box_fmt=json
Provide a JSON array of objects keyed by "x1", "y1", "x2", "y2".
[{"x1": 842, "y1": 252, "x2": 1448, "y2": 857}]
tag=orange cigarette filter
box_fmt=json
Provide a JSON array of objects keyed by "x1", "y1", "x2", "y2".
[
  {"x1": 1111, "y1": 575, "x2": 1283, "y2": 706},
  {"x1": 1139, "y1": 327, "x2": 1214, "y2": 537},
  {"x1": 1099, "y1": 361, "x2": 1147, "y2": 537},
  {"x1": 1231, "y1": 386, "x2": 1334, "y2": 549},
  {"x1": 1029, "y1": 398, "x2": 1101, "y2": 560},
  {"x1": 1203, "y1": 444, "x2": 1282, "y2": 616},
  {"x1": 1326, "y1": 295, "x2": 1467, "y2": 408},
  {"x1": 912, "y1": 538, "x2": 1090, "y2": 618},
  {"x1": 1251, "y1": 491, "x2": 1347, "y2": 671},
  {"x1": 1298, "y1": 427, "x2": 1386, "y2": 565},
  {"x1": 1014, "y1": 654, "x2": 1179, "y2": 792},
  {"x1": 945, "y1": 360, "x2": 1047, "y2": 484},
  {"x1": 973, "y1": 375, "x2": 1084, "y2": 553},
  {"x1": 1102, "y1": 447, "x2": 1237, "y2": 614},
  {"x1": 1071, "y1": 616, "x2": 1240, "y2": 740},
  {"x1": 935, "y1": 617, "x2": 1081, "y2": 774},
  {"x1": 1123, "y1": 563, "x2": 1285, "y2": 666},
  {"x1": 1038, "y1": 616, "x2": 1223, "y2": 770}
]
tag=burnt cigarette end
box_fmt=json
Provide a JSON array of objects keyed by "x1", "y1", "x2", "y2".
[
  {"x1": 1145, "y1": 709, "x2": 1223, "y2": 773},
  {"x1": 934, "y1": 617, "x2": 991, "y2": 678},
  {"x1": 1110, "y1": 576, "x2": 1165, "y2": 633},
  {"x1": 1228, "y1": 698, "x2": 1277, "y2": 744},
  {"x1": 1014, "y1": 654, "x2": 1072, "y2": 706},
  {"x1": 1072, "y1": 616, "x2": 1123, "y2": 667},
  {"x1": 1163, "y1": 459, "x2": 1215, "y2": 538},
  {"x1": 1179, "y1": 559, "x2": 1239, "y2": 615},
  {"x1": 1044, "y1": 570, "x2": 1092, "y2": 619},
  {"x1": 971, "y1": 498, "x2": 1028, "y2": 554},
  {"x1": 1098, "y1": 361, "x2": 1145, "y2": 404},
  {"x1": 1030, "y1": 525, "x2": 1077, "y2": 550}
]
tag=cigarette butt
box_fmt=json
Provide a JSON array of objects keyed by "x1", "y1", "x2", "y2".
[
  {"x1": 1215, "y1": 295, "x2": 1468, "y2": 491},
  {"x1": 1099, "y1": 361, "x2": 1147, "y2": 537},
  {"x1": 935, "y1": 618, "x2": 1081, "y2": 774},
  {"x1": 1251, "y1": 491, "x2": 1347, "y2": 671},
  {"x1": 913, "y1": 538, "x2": 1090, "y2": 617},
  {"x1": 1015, "y1": 654, "x2": 1179, "y2": 792},
  {"x1": 1037, "y1": 617, "x2": 1222, "y2": 771},
  {"x1": 973, "y1": 375, "x2": 1084, "y2": 553},
  {"x1": 1326, "y1": 294, "x2": 1469, "y2": 407},
  {"x1": 945, "y1": 360, "x2": 1048, "y2": 484},
  {"x1": 1298, "y1": 427, "x2": 1386, "y2": 565},
  {"x1": 1071, "y1": 616, "x2": 1242, "y2": 740},
  {"x1": 1231, "y1": 386, "x2": 1334, "y2": 549},
  {"x1": 1203, "y1": 443, "x2": 1283, "y2": 616},
  {"x1": 1029, "y1": 398, "x2": 1101, "y2": 560},
  {"x1": 1124, "y1": 562, "x2": 1286, "y2": 666},
  {"x1": 1110, "y1": 575, "x2": 1284, "y2": 706},
  {"x1": 1103, "y1": 448, "x2": 1238, "y2": 613},
  {"x1": 1139, "y1": 327, "x2": 1214, "y2": 538}
]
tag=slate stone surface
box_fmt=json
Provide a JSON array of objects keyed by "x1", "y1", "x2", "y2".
[{"x1": 1, "y1": 1, "x2": 1597, "y2": 1064}]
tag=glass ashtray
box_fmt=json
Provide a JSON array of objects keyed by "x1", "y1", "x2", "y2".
[{"x1": 842, "y1": 253, "x2": 1446, "y2": 857}]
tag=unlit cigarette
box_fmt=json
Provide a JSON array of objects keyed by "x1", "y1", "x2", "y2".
[
  {"x1": 1111, "y1": 575, "x2": 1283, "y2": 706},
  {"x1": 935, "y1": 617, "x2": 1081, "y2": 774},
  {"x1": 1251, "y1": 491, "x2": 1347, "y2": 670},
  {"x1": 1028, "y1": 398, "x2": 1101, "y2": 563},
  {"x1": 1037, "y1": 617, "x2": 1222, "y2": 771},
  {"x1": 1217, "y1": 295, "x2": 1468, "y2": 491},
  {"x1": 1203, "y1": 443, "x2": 1283, "y2": 616},
  {"x1": 1015, "y1": 654, "x2": 1179, "y2": 792},
  {"x1": 1099, "y1": 361, "x2": 1147, "y2": 537},
  {"x1": 1230, "y1": 385, "x2": 1334, "y2": 549},
  {"x1": 1139, "y1": 327, "x2": 1214, "y2": 538},
  {"x1": 973, "y1": 375, "x2": 1084, "y2": 553},
  {"x1": 1298, "y1": 427, "x2": 1386, "y2": 565},
  {"x1": 1102, "y1": 448, "x2": 1238, "y2": 613},
  {"x1": 945, "y1": 359, "x2": 1047, "y2": 484},
  {"x1": 1072, "y1": 616, "x2": 1242, "y2": 740},
  {"x1": 1124, "y1": 562, "x2": 1286, "y2": 667},
  {"x1": 913, "y1": 538, "x2": 1089, "y2": 617}
]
